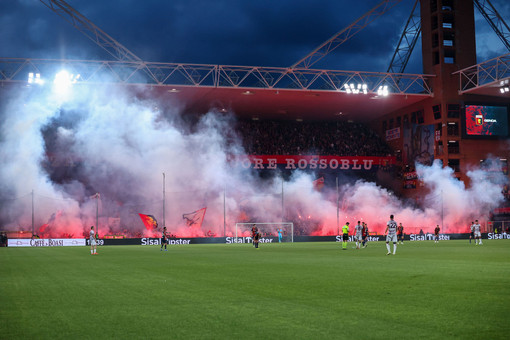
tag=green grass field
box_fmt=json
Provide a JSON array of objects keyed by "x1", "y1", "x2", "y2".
[{"x1": 1, "y1": 240, "x2": 509, "y2": 339}]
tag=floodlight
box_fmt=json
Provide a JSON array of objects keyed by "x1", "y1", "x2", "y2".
[
  {"x1": 345, "y1": 83, "x2": 369, "y2": 95},
  {"x1": 350, "y1": 84, "x2": 360, "y2": 94},
  {"x1": 53, "y1": 70, "x2": 79, "y2": 97},
  {"x1": 53, "y1": 70, "x2": 72, "y2": 95},
  {"x1": 54, "y1": 70, "x2": 71, "y2": 84},
  {"x1": 35, "y1": 73, "x2": 43, "y2": 85},
  {"x1": 28, "y1": 72, "x2": 43, "y2": 85},
  {"x1": 377, "y1": 85, "x2": 389, "y2": 97}
]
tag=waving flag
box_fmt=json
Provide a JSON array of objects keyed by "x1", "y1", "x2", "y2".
[
  {"x1": 183, "y1": 208, "x2": 207, "y2": 228},
  {"x1": 138, "y1": 213, "x2": 158, "y2": 231}
]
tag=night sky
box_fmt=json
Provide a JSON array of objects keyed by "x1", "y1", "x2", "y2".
[{"x1": 1, "y1": 0, "x2": 508, "y2": 74}]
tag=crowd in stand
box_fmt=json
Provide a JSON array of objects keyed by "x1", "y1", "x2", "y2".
[{"x1": 235, "y1": 120, "x2": 392, "y2": 156}]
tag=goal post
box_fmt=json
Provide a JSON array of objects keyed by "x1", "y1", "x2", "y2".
[{"x1": 235, "y1": 222, "x2": 294, "y2": 243}]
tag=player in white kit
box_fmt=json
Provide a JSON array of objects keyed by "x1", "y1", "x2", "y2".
[
  {"x1": 472, "y1": 220, "x2": 483, "y2": 245},
  {"x1": 355, "y1": 221, "x2": 363, "y2": 249},
  {"x1": 90, "y1": 226, "x2": 97, "y2": 255},
  {"x1": 385, "y1": 215, "x2": 398, "y2": 255}
]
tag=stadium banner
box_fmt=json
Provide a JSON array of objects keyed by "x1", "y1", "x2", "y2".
[
  {"x1": 403, "y1": 124, "x2": 434, "y2": 166},
  {"x1": 9, "y1": 233, "x2": 507, "y2": 247},
  {"x1": 334, "y1": 235, "x2": 383, "y2": 242},
  {"x1": 80, "y1": 233, "x2": 508, "y2": 246},
  {"x1": 385, "y1": 127, "x2": 401, "y2": 141},
  {"x1": 233, "y1": 155, "x2": 395, "y2": 171},
  {"x1": 408, "y1": 233, "x2": 452, "y2": 241},
  {"x1": 493, "y1": 207, "x2": 510, "y2": 215},
  {"x1": 8, "y1": 238, "x2": 86, "y2": 247},
  {"x1": 487, "y1": 232, "x2": 510, "y2": 240},
  {"x1": 403, "y1": 171, "x2": 418, "y2": 189},
  {"x1": 85, "y1": 237, "x2": 224, "y2": 246}
]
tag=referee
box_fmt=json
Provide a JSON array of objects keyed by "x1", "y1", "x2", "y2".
[{"x1": 342, "y1": 222, "x2": 350, "y2": 250}]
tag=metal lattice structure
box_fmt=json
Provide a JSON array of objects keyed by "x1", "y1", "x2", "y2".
[
  {"x1": 291, "y1": 0, "x2": 402, "y2": 69},
  {"x1": 453, "y1": 53, "x2": 510, "y2": 93},
  {"x1": 387, "y1": 0, "x2": 421, "y2": 73},
  {"x1": 39, "y1": 0, "x2": 142, "y2": 62},
  {"x1": 473, "y1": 0, "x2": 510, "y2": 52},
  {"x1": 0, "y1": 58, "x2": 434, "y2": 95}
]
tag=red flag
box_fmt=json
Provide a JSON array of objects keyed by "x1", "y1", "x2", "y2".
[
  {"x1": 182, "y1": 208, "x2": 207, "y2": 228},
  {"x1": 313, "y1": 177, "x2": 325, "y2": 191},
  {"x1": 138, "y1": 213, "x2": 158, "y2": 230}
]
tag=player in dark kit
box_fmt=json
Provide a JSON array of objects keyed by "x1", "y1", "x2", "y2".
[
  {"x1": 161, "y1": 227, "x2": 168, "y2": 251},
  {"x1": 362, "y1": 222, "x2": 369, "y2": 248},
  {"x1": 434, "y1": 225, "x2": 440, "y2": 243},
  {"x1": 397, "y1": 223, "x2": 404, "y2": 244},
  {"x1": 251, "y1": 224, "x2": 258, "y2": 247},
  {"x1": 254, "y1": 231, "x2": 261, "y2": 249}
]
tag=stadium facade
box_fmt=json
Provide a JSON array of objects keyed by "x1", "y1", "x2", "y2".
[{"x1": 373, "y1": 0, "x2": 509, "y2": 202}]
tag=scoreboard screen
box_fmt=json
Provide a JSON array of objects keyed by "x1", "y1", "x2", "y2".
[{"x1": 464, "y1": 105, "x2": 509, "y2": 137}]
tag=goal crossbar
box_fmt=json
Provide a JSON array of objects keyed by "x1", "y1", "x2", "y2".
[{"x1": 235, "y1": 222, "x2": 294, "y2": 242}]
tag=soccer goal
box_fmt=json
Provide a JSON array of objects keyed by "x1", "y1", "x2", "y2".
[{"x1": 235, "y1": 222, "x2": 294, "y2": 242}]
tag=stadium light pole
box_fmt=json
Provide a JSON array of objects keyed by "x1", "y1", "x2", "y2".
[
  {"x1": 336, "y1": 177, "x2": 339, "y2": 235},
  {"x1": 223, "y1": 185, "x2": 226, "y2": 237},
  {"x1": 441, "y1": 190, "x2": 444, "y2": 231},
  {"x1": 95, "y1": 193, "x2": 99, "y2": 236},
  {"x1": 281, "y1": 179, "x2": 284, "y2": 222},
  {"x1": 163, "y1": 173, "x2": 166, "y2": 228},
  {"x1": 32, "y1": 190, "x2": 35, "y2": 237}
]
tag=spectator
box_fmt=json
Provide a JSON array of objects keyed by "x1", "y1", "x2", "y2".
[
  {"x1": 0, "y1": 231, "x2": 7, "y2": 247},
  {"x1": 235, "y1": 120, "x2": 392, "y2": 157}
]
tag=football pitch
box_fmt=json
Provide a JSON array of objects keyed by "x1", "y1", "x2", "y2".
[{"x1": 1, "y1": 240, "x2": 509, "y2": 339}]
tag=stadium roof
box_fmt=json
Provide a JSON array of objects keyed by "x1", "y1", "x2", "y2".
[
  {"x1": 0, "y1": 58, "x2": 434, "y2": 122},
  {"x1": 151, "y1": 85, "x2": 431, "y2": 122},
  {"x1": 455, "y1": 53, "x2": 510, "y2": 98}
]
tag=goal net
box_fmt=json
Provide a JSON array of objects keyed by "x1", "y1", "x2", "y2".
[{"x1": 235, "y1": 222, "x2": 294, "y2": 242}]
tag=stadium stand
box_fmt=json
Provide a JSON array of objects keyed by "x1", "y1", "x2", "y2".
[{"x1": 236, "y1": 120, "x2": 392, "y2": 156}]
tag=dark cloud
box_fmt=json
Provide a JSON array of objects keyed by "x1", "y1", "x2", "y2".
[{"x1": 0, "y1": 0, "x2": 509, "y2": 71}]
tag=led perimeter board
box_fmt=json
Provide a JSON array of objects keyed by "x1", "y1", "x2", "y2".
[{"x1": 463, "y1": 104, "x2": 509, "y2": 138}]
